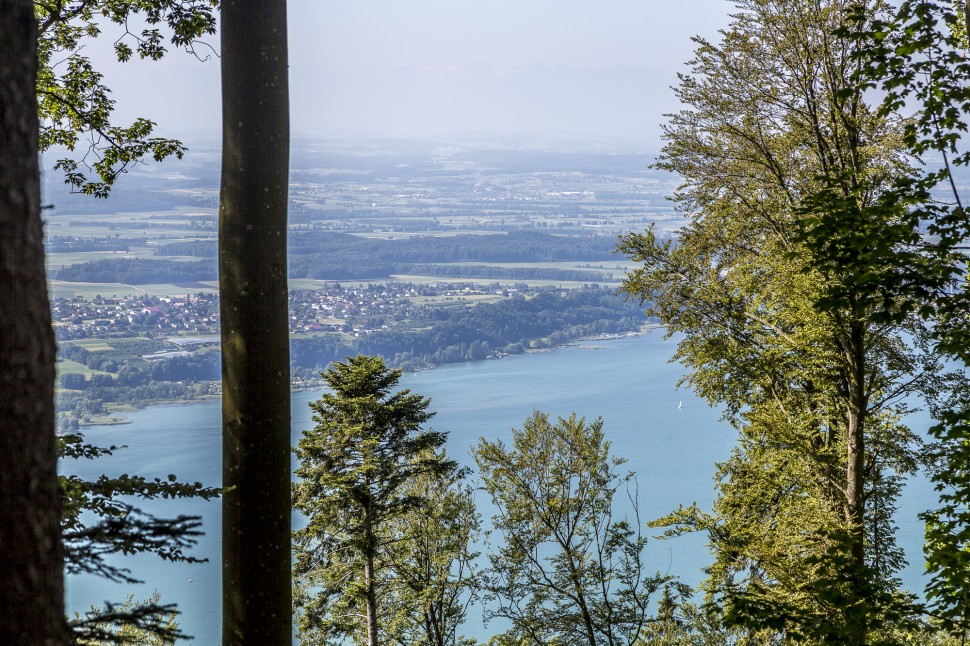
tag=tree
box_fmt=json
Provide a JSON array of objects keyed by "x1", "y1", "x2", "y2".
[
  {"x1": 617, "y1": 0, "x2": 947, "y2": 640},
  {"x1": 70, "y1": 593, "x2": 179, "y2": 645},
  {"x1": 383, "y1": 454, "x2": 481, "y2": 646},
  {"x1": 217, "y1": 0, "x2": 291, "y2": 643},
  {"x1": 293, "y1": 355, "x2": 457, "y2": 646},
  {"x1": 59, "y1": 432, "x2": 219, "y2": 643},
  {"x1": 7, "y1": 2, "x2": 219, "y2": 641},
  {"x1": 0, "y1": 0, "x2": 68, "y2": 642},
  {"x1": 36, "y1": 0, "x2": 217, "y2": 197},
  {"x1": 473, "y1": 411, "x2": 667, "y2": 646},
  {"x1": 840, "y1": 0, "x2": 970, "y2": 637}
]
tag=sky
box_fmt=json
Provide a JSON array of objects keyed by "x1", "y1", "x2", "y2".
[{"x1": 88, "y1": 0, "x2": 734, "y2": 147}]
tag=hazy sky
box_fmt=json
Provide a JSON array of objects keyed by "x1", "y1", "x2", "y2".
[{"x1": 90, "y1": 0, "x2": 733, "y2": 146}]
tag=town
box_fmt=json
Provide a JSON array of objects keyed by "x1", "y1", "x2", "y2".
[{"x1": 51, "y1": 281, "x2": 525, "y2": 342}]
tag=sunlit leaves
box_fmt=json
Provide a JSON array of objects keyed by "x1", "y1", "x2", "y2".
[
  {"x1": 474, "y1": 411, "x2": 667, "y2": 645},
  {"x1": 35, "y1": 1, "x2": 216, "y2": 197}
]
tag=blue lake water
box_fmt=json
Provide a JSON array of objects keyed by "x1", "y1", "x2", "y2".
[{"x1": 64, "y1": 331, "x2": 936, "y2": 644}]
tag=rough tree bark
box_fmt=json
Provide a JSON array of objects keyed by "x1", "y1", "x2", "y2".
[
  {"x1": 0, "y1": 0, "x2": 68, "y2": 643},
  {"x1": 219, "y1": 1, "x2": 292, "y2": 643},
  {"x1": 363, "y1": 500, "x2": 379, "y2": 646},
  {"x1": 843, "y1": 321, "x2": 870, "y2": 645}
]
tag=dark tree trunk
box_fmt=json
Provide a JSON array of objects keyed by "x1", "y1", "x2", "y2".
[
  {"x1": 219, "y1": 0, "x2": 291, "y2": 643},
  {"x1": 0, "y1": 1, "x2": 68, "y2": 643},
  {"x1": 364, "y1": 502, "x2": 379, "y2": 646}
]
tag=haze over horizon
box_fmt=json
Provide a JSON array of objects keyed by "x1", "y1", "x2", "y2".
[{"x1": 83, "y1": 0, "x2": 730, "y2": 148}]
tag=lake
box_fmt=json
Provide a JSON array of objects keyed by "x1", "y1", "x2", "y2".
[{"x1": 64, "y1": 331, "x2": 936, "y2": 644}]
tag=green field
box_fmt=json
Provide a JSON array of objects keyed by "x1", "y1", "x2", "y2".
[
  {"x1": 64, "y1": 340, "x2": 114, "y2": 352},
  {"x1": 428, "y1": 259, "x2": 634, "y2": 273},
  {"x1": 48, "y1": 280, "x2": 219, "y2": 299},
  {"x1": 55, "y1": 358, "x2": 114, "y2": 377},
  {"x1": 408, "y1": 293, "x2": 507, "y2": 306},
  {"x1": 287, "y1": 278, "x2": 336, "y2": 290},
  {"x1": 390, "y1": 274, "x2": 612, "y2": 290}
]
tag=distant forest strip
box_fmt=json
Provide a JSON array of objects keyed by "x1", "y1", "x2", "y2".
[
  {"x1": 47, "y1": 235, "x2": 149, "y2": 253},
  {"x1": 53, "y1": 258, "x2": 216, "y2": 284},
  {"x1": 152, "y1": 231, "x2": 617, "y2": 262},
  {"x1": 52, "y1": 231, "x2": 623, "y2": 283},
  {"x1": 401, "y1": 264, "x2": 616, "y2": 282}
]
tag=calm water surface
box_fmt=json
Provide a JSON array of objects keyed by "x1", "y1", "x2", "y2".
[{"x1": 65, "y1": 332, "x2": 934, "y2": 643}]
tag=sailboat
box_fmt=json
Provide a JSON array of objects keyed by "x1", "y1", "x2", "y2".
[{"x1": 678, "y1": 400, "x2": 682, "y2": 410}]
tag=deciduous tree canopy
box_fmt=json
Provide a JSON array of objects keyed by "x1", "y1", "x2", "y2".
[
  {"x1": 618, "y1": 0, "x2": 958, "y2": 640},
  {"x1": 36, "y1": 0, "x2": 217, "y2": 197},
  {"x1": 475, "y1": 411, "x2": 667, "y2": 646}
]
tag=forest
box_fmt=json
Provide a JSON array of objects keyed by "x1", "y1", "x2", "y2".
[
  {"x1": 6, "y1": 0, "x2": 970, "y2": 645},
  {"x1": 52, "y1": 230, "x2": 622, "y2": 283}
]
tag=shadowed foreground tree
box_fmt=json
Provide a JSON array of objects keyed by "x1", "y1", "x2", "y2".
[
  {"x1": 219, "y1": 0, "x2": 292, "y2": 642},
  {"x1": 60, "y1": 432, "x2": 220, "y2": 642},
  {"x1": 834, "y1": 0, "x2": 970, "y2": 637},
  {"x1": 33, "y1": 1, "x2": 224, "y2": 639},
  {"x1": 0, "y1": 0, "x2": 68, "y2": 642},
  {"x1": 2, "y1": 2, "x2": 218, "y2": 640}
]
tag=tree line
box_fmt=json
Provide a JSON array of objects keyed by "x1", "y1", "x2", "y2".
[
  {"x1": 53, "y1": 230, "x2": 622, "y2": 283},
  {"x1": 291, "y1": 287, "x2": 645, "y2": 372}
]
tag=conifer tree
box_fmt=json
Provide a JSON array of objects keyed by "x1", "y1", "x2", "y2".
[
  {"x1": 293, "y1": 355, "x2": 458, "y2": 646},
  {"x1": 60, "y1": 432, "x2": 219, "y2": 642}
]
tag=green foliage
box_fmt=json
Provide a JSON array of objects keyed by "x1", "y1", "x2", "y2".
[
  {"x1": 922, "y1": 403, "x2": 970, "y2": 637},
  {"x1": 637, "y1": 585, "x2": 757, "y2": 645},
  {"x1": 293, "y1": 355, "x2": 467, "y2": 645},
  {"x1": 474, "y1": 411, "x2": 668, "y2": 646},
  {"x1": 69, "y1": 593, "x2": 179, "y2": 645},
  {"x1": 35, "y1": 0, "x2": 217, "y2": 197},
  {"x1": 841, "y1": 0, "x2": 970, "y2": 636},
  {"x1": 59, "y1": 432, "x2": 219, "y2": 642},
  {"x1": 382, "y1": 460, "x2": 482, "y2": 646},
  {"x1": 618, "y1": 0, "x2": 951, "y2": 640}
]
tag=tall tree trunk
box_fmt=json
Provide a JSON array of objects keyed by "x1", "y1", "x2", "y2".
[
  {"x1": 219, "y1": 0, "x2": 291, "y2": 643},
  {"x1": 843, "y1": 321, "x2": 868, "y2": 644},
  {"x1": 364, "y1": 505, "x2": 379, "y2": 646},
  {"x1": 0, "y1": 1, "x2": 67, "y2": 643}
]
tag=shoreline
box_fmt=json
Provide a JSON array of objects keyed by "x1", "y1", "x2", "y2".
[{"x1": 82, "y1": 325, "x2": 664, "y2": 427}]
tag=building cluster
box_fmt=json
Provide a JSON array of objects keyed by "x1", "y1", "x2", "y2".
[{"x1": 52, "y1": 283, "x2": 512, "y2": 341}]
